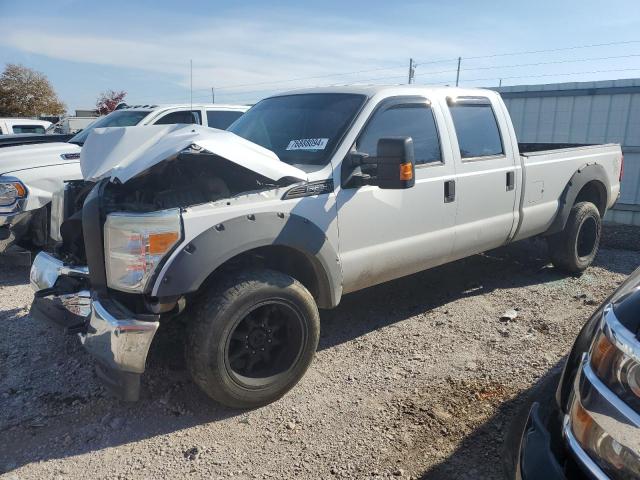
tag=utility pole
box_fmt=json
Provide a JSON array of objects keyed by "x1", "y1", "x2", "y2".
[
  {"x1": 499, "y1": 79, "x2": 502, "y2": 87},
  {"x1": 408, "y1": 58, "x2": 415, "y2": 84},
  {"x1": 455, "y1": 57, "x2": 461, "y2": 87},
  {"x1": 211, "y1": 87, "x2": 215, "y2": 104}
]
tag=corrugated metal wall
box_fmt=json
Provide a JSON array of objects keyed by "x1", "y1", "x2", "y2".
[{"x1": 494, "y1": 78, "x2": 640, "y2": 225}]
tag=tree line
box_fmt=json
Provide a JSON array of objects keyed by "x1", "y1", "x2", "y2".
[{"x1": 0, "y1": 63, "x2": 126, "y2": 118}]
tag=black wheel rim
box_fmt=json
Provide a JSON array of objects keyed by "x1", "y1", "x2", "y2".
[
  {"x1": 224, "y1": 300, "x2": 306, "y2": 389},
  {"x1": 577, "y1": 216, "x2": 598, "y2": 259}
]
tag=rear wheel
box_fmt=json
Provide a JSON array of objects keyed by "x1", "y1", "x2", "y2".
[
  {"x1": 548, "y1": 201, "x2": 601, "y2": 273},
  {"x1": 186, "y1": 269, "x2": 320, "y2": 408}
]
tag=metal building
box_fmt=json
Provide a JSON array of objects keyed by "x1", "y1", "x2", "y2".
[{"x1": 494, "y1": 78, "x2": 640, "y2": 225}]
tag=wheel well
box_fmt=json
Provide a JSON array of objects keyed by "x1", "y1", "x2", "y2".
[
  {"x1": 574, "y1": 180, "x2": 607, "y2": 216},
  {"x1": 206, "y1": 245, "x2": 331, "y2": 308}
]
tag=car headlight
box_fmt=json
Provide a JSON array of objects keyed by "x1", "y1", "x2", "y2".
[
  {"x1": 569, "y1": 399, "x2": 640, "y2": 478},
  {"x1": 568, "y1": 305, "x2": 640, "y2": 478},
  {"x1": 590, "y1": 329, "x2": 640, "y2": 409},
  {"x1": 104, "y1": 209, "x2": 182, "y2": 293},
  {"x1": 0, "y1": 177, "x2": 27, "y2": 207}
]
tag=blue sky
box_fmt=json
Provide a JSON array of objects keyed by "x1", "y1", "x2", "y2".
[{"x1": 1, "y1": 0, "x2": 639, "y2": 112}]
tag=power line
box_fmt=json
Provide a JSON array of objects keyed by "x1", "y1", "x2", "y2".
[
  {"x1": 459, "y1": 67, "x2": 640, "y2": 84},
  {"x1": 201, "y1": 40, "x2": 640, "y2": 93},
  {"x1": 128, "y1": 40, "x2": 640, "y2": 103},
  {"x1": 462, "y1": 39, "x2": 640, "y2": 61}
]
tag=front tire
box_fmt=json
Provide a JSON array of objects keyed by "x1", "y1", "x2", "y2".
[
  {"x1": 186, "y1": 269, "x2": 320, "y2": 408},
  {"x1": 548, "y1": 201, "x2": 601, "y2": 273}
]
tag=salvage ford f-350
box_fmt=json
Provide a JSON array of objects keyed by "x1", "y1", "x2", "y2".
[{"x1": 29, "y1": 86, "x2": 623, "y2": 408}]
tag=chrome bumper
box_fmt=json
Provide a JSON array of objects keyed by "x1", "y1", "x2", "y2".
[
  {"x1": 30, "y1": 250, "x2": 89, "y2": 290},
  {"x1": 30, "y1": 251, "x2": 159, "y2": 400},
  {"x1": 80, "y1": 299, "x2": 159, "y2": 375}
]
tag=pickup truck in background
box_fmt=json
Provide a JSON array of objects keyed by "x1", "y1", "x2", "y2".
[
  {"x1": 29, "y1": 86, "x2": 623, "y2": 408},
  {"x1": 47, "y1": 116, "x2": 98, "y2": 135},
  {"x1": 0, "y1": 103, "x2": 248, "y2": 252}
]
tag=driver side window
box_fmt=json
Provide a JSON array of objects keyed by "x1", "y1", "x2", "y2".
[{"x1": 357, "y1": 102, "x2": 442, "y2": 165}]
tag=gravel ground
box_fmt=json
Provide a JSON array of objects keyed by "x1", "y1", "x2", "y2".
[{"x1": 1, "y1": 227, "x2": 639, "y2": 480}]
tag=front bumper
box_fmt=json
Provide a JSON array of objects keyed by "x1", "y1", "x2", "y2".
[
  {"x1": 516, "y1": 403, "x2": 566, "y2": 480},
  {"x1": 0, "y1": 201, "x2": 31, "y2": 252},
  {"x1": 30, "y1": 251, "x2": 159, "y2": 401}
]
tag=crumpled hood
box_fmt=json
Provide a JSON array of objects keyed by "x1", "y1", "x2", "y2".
[
  {"x1": 81, "y1": 124, "x2": 308, "y2": 183},
  {"x1": 0, "y1": 142, "x2": 81, "y2": 176}
]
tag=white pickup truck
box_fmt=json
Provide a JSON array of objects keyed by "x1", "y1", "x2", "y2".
[
  {"x1": 0, "y1": 118, "x2": 52, "y2": 135},
  {"x1": 29, "y1": 86, "x2": 622, "y2": 408},
  {"x1": 0, "y1": 103, "x2": 248, "y2": 252}
]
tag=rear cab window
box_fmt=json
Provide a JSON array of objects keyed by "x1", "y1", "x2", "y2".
[
  {"x1": 12, "y1": 125, "x2": 46, "y2": 134},
  {"x1": 448, "y1": 97, "x2": 503, "y2": 159},
  {"x1": 206, "y1": 110, "x2": 244, "y2": 130},
  {"x1": 154, "y1": 110, "x2": 202, "y2": 125}
]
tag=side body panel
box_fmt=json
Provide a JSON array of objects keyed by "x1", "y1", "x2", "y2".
[
  {"x1": 513, "y1": 144, "x2": 621, "y2": 241},
  {"x1": 152, "y1": 189, "x2": 343, "y2": 306}
]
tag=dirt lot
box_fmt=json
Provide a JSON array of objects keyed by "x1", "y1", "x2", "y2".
[{"x1": 1, "y1": 228, "x2": 639, "y2": 480}]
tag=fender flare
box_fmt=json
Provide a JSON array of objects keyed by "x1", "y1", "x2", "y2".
[
  {"x1": 151, "y1": 212, "x2": 342, "y2": 308},
  {"x1": 545, "y1": 163, "x2": 610, "y2": 236}
]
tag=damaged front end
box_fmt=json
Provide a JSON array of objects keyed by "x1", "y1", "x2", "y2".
[{"x1": 30, "y1": 124, "x2": 306, "y2": 401}]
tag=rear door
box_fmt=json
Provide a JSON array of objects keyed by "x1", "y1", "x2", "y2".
[{"x1": 444, "y1": 96, "x2": 518, "y2": 258}]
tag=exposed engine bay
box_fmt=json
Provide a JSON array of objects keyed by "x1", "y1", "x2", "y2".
[
  {"x1": 56, "y1": 151, "x2": 282, "y2": 264},
  {"x1": 102, "y1": 151, "x2": 277, "y2": 212}
]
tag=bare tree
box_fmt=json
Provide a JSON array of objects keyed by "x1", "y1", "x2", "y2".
[
  {"x1": 0, "y1": 63, "x2": 66, "y2": 117},
  {"x1": 96, "y1": 90, "x2": 127, "y2": 115}
]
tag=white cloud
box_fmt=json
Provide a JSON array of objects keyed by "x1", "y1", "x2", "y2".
[{"x1": 0, "y1": 14, "x2": 464, "y2": 102}]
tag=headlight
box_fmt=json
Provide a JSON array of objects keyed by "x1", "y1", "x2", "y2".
[
  {"x1": 104, "y1": 209, "x2": 182, "y2": 293},
  {"x1": 568, "y1": 305, "x2": 640, "y2": 478},
  {"x1": 569, "y1": 399, "x2": 640, "y2": 478},
  {"x1": 590, "y1": 330, "x2": 640, "y2": 409},
  {"x1": 0, "y1": 178, "x2": 27, "y2": 207}
]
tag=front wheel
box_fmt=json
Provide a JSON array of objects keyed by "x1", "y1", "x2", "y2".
[
  {"x1": 547, "y1": 201, "x2": 601, "y2": 273},
  {"x1": 186, "y1": 269, "x2": 320, "y2": 408}
]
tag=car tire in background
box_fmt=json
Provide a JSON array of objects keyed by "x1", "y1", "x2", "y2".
[
  {"x1": 548, "y1": 201, "x2": 601, "y2": 273},
  {"x1": 186, "y1": 268, "x2": 320, "y2": 408}
]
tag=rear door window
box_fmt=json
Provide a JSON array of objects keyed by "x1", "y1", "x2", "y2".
[
  {"x1": 206, "y1": 110, "x2": 244, "y2": 130},
  {"x1": 449, "y1": 102, "x2": 503, "y2": 159},
  {"x1": 12, "y1": 125, "x2": 46, "y2": 134},
  {"x1": 154, "y1": 110, "x2": 202, "y2": 125}
]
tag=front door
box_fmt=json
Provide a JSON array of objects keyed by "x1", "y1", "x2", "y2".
[{"x1": 336, "y1": 96, "x2": 457, "y2": 294}]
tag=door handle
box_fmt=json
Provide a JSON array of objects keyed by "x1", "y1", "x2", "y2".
[
  {"x1": 506, "y1": 171, "x2": 515, "y2": 191},
  {"x1": 444, "y1": 180, "x2": 456, "y2": 203}
]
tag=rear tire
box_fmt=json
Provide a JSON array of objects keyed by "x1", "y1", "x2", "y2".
[
  {"x1": 186, "y1": 269, "x2": 320, "y2": 408},
  {"x1": 547, "y1": 201, "x2": 601, "y2": 273}
]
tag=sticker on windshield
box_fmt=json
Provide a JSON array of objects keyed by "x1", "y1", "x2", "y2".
[{"x1": 286, "y1": 138, "x2": 329, "y2": 151}]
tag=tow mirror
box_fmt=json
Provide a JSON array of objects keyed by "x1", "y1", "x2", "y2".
[
  {"x1": 375, "y1": 137, "x2": 415, "y2": 189},
  {"x1": 341, "y1": 136, "x2": 415, "y2": 189}
]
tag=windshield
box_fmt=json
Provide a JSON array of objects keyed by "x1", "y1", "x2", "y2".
[
  {"x1": 69, "y1": 110, "x2": 150, "y2": 145},
  {"x1": 228, "y1": 93, "x2": 366, "y2": 166}
]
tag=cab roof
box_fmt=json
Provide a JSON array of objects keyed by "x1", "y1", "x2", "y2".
[{"x1": 271, "y1": 84, "x2": 499, "y2": 100}]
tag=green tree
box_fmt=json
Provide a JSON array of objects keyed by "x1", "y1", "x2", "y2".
[{"x1": 0, "y1": 63, "x2": 66, "y2": 117}]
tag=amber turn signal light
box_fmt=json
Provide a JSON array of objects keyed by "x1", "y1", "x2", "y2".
[
  {"x1": 148, "y1": 231, "x2": 180, "y2": 255},
  {"x1": 399, "y1": 162, "x2": 413, "y2": 181}
]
